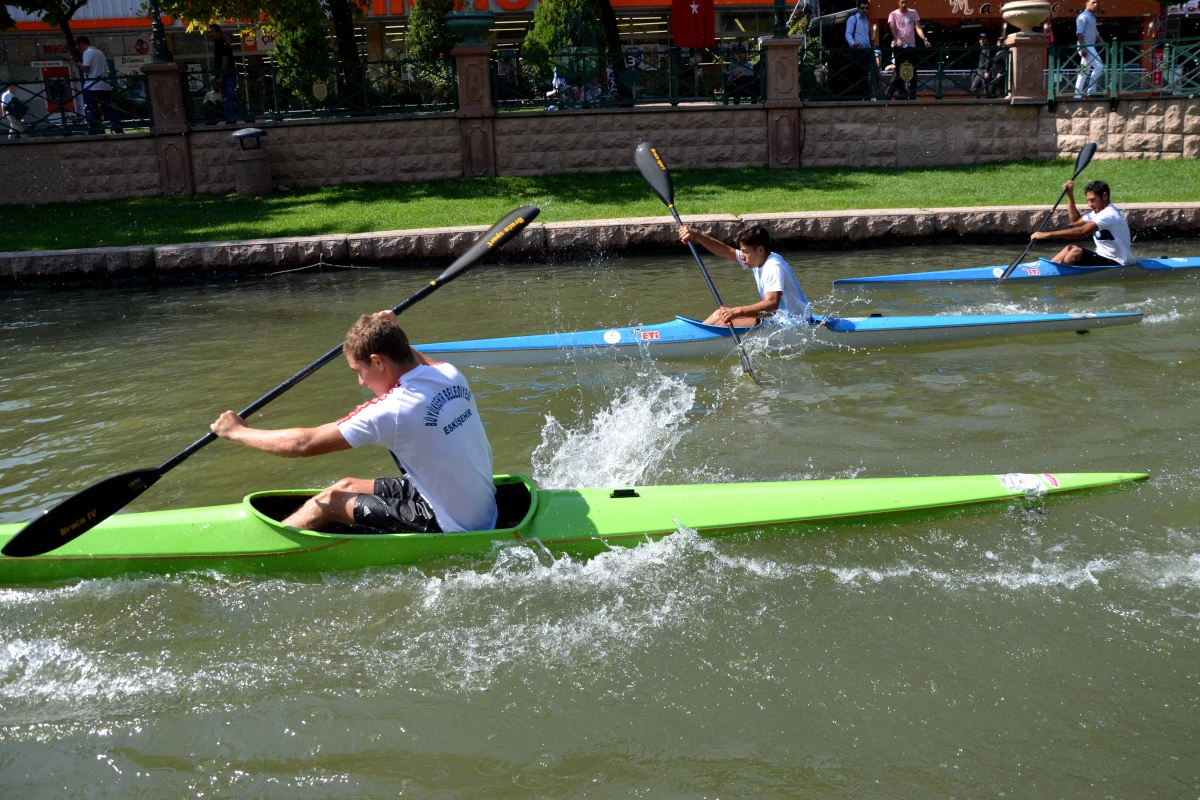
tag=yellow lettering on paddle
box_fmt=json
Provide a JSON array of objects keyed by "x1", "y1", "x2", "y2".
[{"x1": 487, "y1": 216, "x2": 526, "y2": 248}]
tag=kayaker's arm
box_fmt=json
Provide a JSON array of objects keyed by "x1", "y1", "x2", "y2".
[
  {"x1": 210, "y1": 413, "x2": 351, "y2": 457},
  {"x1": 1031, "y1": 219, "x2": 1098, "y2": 242},
  {"x1": 711, "y1": 292, "x2": 781, "y2": 325},
  {"x1": 1063, "y1": 180, "x2": 1082, "y2": 223},
  {"x1": 679, "y1": 225, "x2": 738, "y2": 262}
]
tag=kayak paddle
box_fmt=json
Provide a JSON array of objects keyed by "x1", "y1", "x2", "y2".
[
  {"x1": 2, "y1": 206, "x2": 540, "y2": 559},
  {"x1": 999, "y1": 142, "x2": 1097, "y2": 280},
  {"x1": 634, "y1": 141, "x2": 761, "y2": 386}
]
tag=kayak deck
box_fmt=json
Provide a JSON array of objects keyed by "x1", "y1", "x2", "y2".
[
  {"x1": 0, "y1": 472, "x2": 1147, "y2": 584},
  {"x1": 835, "y1": 256, "x2": 1200, "y2": 285},
  {"x1": 416, "y1": 311, "x2": 1143, "y2": 367}
]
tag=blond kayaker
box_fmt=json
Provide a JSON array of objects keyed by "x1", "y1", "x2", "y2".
[{"x1": 211, "y1": 311, "x2": 496, "y2": 534}]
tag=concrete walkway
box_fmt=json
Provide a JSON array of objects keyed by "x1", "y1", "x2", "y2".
[{"x1": 3, "y1": 203, "x2": 1199, "y2": 284}]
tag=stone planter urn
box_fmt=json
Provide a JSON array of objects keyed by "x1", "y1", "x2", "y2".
[
  {"x1": 1000, "y1": 0, "x2": 1051, "y2": 33},
  {"x1": 445, "y1": 10, "x2": 496, "y2": 45}
]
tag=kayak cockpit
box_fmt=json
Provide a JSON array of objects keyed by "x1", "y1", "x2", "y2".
[{"x1": 243, "y1": 474, "x2": 538, "y2": 537}]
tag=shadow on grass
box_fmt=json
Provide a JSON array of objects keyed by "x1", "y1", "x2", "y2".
[{"x1": 6, "y1": 158, "x2": 1193, "y2": 252}]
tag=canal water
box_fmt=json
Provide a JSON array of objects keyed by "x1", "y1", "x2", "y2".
[{"x1": 1, "y1": 241, "x2": 1197, "y2": 796}]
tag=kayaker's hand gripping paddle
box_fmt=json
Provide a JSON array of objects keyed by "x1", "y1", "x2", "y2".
[
  {"x1": 999, "y1": 142, "x2": 1097, "y2": 280},
  {"x1": 634, "y1": 142, "x2": 761, "y2": 386},
  {"x1": 2, "y1": 206, "x2": 540, "y2": 559}
]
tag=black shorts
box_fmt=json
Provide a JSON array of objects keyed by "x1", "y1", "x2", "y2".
[
  {"x1": 352, "y1": 477, "x2": 442, "y2": 534},
  {"x1": 1074, "y1": 248, "x2": 1122, "y2": 267}
]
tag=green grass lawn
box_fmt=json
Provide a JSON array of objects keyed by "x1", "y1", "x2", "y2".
[{"x1": 7, "y1": 158, "x2": 1199, "y2": 252}]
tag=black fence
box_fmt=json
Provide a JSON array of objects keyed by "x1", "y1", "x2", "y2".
[
  {"x1": 0, "y1": 73, "x2": 151, "y2": 139},
  {"x1": 800, "y1": 44, "x2": 1011, "y2": 101}
]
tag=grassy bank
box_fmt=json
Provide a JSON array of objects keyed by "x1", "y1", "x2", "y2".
[{"x1": 7, "y1": 158, "x2": 1199, "y2": 252}]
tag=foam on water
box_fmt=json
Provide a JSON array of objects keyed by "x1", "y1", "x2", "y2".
[{"x1": 531, "y1": 361, "x2": 696, "y2": 489}]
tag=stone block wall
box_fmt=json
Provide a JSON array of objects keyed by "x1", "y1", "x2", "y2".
[
  {"x1": 1, "y1": 97, "x2": 1197, "y2": 207},
  {"x1": 1047, "y1": 98, "x2": 1200, "y2": 160},
  {"x1": 0, "y1": 135, "x2": 160, "y2": 204},
  {"x1": 189, "y1": 115, "x2": 463, "y2": 194},
  {"x1": 492, "y1": 107, "x2": 768, "y2": 174},
  {"x1": 801, "y1": 103, "x2": 1046, "y2": 168}
]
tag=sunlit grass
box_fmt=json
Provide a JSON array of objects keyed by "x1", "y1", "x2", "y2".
[{"x1": 7, "y1": 158, "x2": 1198, "y2": 252}]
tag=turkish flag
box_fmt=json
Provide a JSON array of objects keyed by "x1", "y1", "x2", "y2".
[{"x1": 672, "y1": 0, "x2": 715, "y2": 49}]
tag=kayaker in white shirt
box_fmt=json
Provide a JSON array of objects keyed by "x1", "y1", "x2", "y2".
[
  {"x1": 1030, "y1": 179, "x2": 1135, "y2": 267},
  {"x1": 676, "y1": 224, "x2": 811, "y2": 326},
  {"x1": 210, "y1": 311, "x2": 497, "y2": 534}
]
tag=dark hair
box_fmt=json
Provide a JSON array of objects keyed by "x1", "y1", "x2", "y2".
[
  {"x1": 345, "y1": 314, "x2": 415, "y2": 366},
  {"x1": 209, "y1": 23, "x2": 222, "y2": 32},
  {"x1": 77, "y1": 36, "x2": 91, "y2": 45},
  {"x1": 1085, "y1": 180, "x2": 1110, "y2": 199},
  {"x1": 736, "y1": 225, "x2": 772, "y2": 252}
]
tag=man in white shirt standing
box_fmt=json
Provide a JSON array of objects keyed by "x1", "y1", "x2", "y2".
[
  {"x1": 210, "y1": 311, "x2": 498, "y2": 534},
  {"x1": 1073, "y1": 0, "x2": 1105, "y2": 97},
  {"x1": 676, "y1": 225, "x2": 811, "y2": 326},
  {"x1": 1030, "y1": 179, "x2": 1135, "y2": 267},
  {"x1": 1, "y1": 83, "x2": 26, "y2": 139},
  {"x1": 75, "y1": 36, "x2": 124, "y2": 135}
]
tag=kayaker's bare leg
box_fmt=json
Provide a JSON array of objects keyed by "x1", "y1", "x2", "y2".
[
  {"x1": 283, "y1": 477, "x2": 373, "y2": 530},
  {"x1": 702, "y1": 310, "x2": 759, "y2": 327},
  {"x1": 1052, "y1": 244, "x2": 1083, "y2": 265}
]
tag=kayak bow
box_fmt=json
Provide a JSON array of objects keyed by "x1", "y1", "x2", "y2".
[
  {"x1": 835, "y1": 256, "x2": 1200, "y2": 285},
  {"x1": 415, "y1": 312, "x2": 1143, "y2": 367},
  {"x1": 0, "y1": 472, "x2": 1147, "y2": 584}
]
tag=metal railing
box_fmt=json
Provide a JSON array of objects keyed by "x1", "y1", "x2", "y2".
[
  {"x1": 1048, "y1": 37, "x2": 1200, "y2": 102},
  {"x1": 491, "y1": 45, "x2": 763, "y2": 111},
  {"x1": 0, "y1": 73, "x2": 151, "y2": 140},
  {"x1": 183, "y1": 58, "x2": 457, "y2": 124},
  {"x1": 800, "y1": 43, "x2": 1010, "y2": 101}
]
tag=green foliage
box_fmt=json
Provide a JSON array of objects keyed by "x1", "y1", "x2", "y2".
[
  {"x1": 12, "y1": 0, "x2": 90, "y2": 52},
  {"x1": 273, "y1": 10, "x2": 336, "y2": 105},
  {"x1": 522, "y1": 0, "x2": 605, "y2": 80},
  {"x1": 406, "y1": 0, "x2": 456, "y2": 59}
]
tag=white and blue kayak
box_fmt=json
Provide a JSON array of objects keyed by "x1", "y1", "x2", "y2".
[
  {"x1": 417, "y1": 312, "x2": 1143, "y2": 367},
  {"x1": 835, "y1": 256, "x2": 1200, "y2": 286}
]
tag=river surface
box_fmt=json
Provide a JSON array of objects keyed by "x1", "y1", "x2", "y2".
[{"x1": 1, "y1": 241, "x2": 1198, "y2": 797}]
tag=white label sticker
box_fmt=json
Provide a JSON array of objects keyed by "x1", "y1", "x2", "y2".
[
  {"x1": 997, "y1": 473, "x2": 1048, "y2": 497},
  {"x1": 603, "y1": 329, "x2": 621, "y2": 345},
  {"x1": 991, "y1": 267, "x2": 1003, "y2": 278}
]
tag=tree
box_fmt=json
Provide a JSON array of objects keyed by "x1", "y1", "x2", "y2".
[
  {"x1": 406, "y1": 0, "x2": 456, "y2": 59},
  {"x1": 156, "y1": 0, "x2": 363, "y2": 66},
  {"x1": 273, "y1": 5, "x2": 336, "y2": 103},
  {"x1": 523, "y1": 0, "x2": 605, "y2": 59},
  {"x1": 11, "y1": 0, "x2": 90, "y2": 58}
]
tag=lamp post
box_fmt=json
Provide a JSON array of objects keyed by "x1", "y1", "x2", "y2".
[
  {"x1": 774, "y1": 0, "x2": 788, "y2": 37},
  {"x1": 148, "y1": 0, "x2": 171, "y2": 63}
]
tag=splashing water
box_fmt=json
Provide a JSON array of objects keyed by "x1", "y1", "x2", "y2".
[{"x1": 531, "y1": 363, "x2": 696, "y2": 489}]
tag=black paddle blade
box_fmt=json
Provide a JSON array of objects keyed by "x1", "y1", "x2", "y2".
[
  {"x1": 635, "y1": 142, "x2": 675, "y2": 209},
  {"x1": 1, "y1": 468, "x2": 162, "y2": 558},
  {"x1": 438, "y1": 205, "x2": 540, "y2": 285},
  {"x1": 1074, "y1": 142, "x2": 1097, "y2": 178}
]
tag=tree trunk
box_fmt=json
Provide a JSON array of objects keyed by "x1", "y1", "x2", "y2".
[
  {"x1": 326, "y1": 0, "x2": 361, "y2": 65},
  {"x1": 58, "y1": 19, "x2": 79, "y2": 62},
  {"x1": 597, "y1": 0, "x2": 633, "y2": 105}
]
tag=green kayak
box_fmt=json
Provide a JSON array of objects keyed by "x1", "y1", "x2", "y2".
[{"x1": 0, "y1": 472, "x2": 1146, "y2": 584}]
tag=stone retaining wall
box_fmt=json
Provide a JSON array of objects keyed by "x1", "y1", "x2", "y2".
[
  {"x1": 3, "y1": 98, "x2": 1198, "y2": 207},
  {"x1": 0, "y1": 134, "x2": 161, "y2": 204},
  {"x1": 189, "y1": 116, "x2": 463, "y2": 195},
  {"x1": 3, "y1": 203, "x2": 1197, "y2": 285}
]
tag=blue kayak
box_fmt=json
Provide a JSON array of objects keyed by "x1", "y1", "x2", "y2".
[
  {"x1": 417, "y1": 312, "x2": 1143, "y2": 367},
  {"x1": 834, "y1": 256, "x2": 1200, "y2": 286}
]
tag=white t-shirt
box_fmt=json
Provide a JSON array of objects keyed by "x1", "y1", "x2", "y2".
[
  {"x1": 1085, "y1": 204, "x2": 1134, "y2": 265},
  {"x1": 736, "y1": 251, "x2": 811, "y2": 320},
  {"x1": 81, "y1": 46, "x2": 110, "y2": 92},
  {"x1": 336, "y1": 362, "x2": 497, "y2": 533}
]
